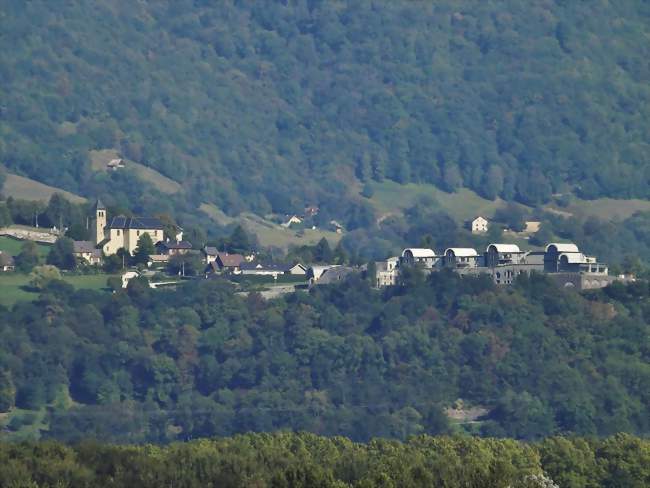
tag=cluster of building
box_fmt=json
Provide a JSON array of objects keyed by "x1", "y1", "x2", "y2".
[
  {"x1": 2, "y1": 199, "x2": 632, "y2": 293},
  {"x1": 376, "y1": 243, "x2": 621, "y2": 290}
]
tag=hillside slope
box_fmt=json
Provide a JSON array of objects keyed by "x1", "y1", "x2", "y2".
[{"x1": 1, "y1": 1, "x2": 649, "y2": 217}]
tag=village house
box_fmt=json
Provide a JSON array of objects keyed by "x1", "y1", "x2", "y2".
[
  {"x1": 486, "y1": 244, "x2": 526, "y2": 267},
  {"x1": 445, "y1": 248, "x2": 480, "y2": 268},
  {"x1": 72, "y1": 240, "x2": 103, "y2": 265},
  {"x1": 107, "y1": 158, "x2": 125, "y2": 170},
  {"x1": 202, "y1": 246, "x2": 219, "y2": 264},
  {"x1": 92, "y1": 199, "x2": 164, "y2": 255},
  {"x1": 401, "y1": 248, "x2": 439, "y2": 269},
  {"x1": 0, "y1": 251, "x2": 15, "y2": 272},
  {"x1": 309, "y1": 265, "x2": 356, "y2": 286},
  {"x1": 156, "y1": 240, "x2": 192, "y2": 256},
  {"x1": 468, "y1": 216, "x2": 489, "y2": 234},
  {"x1": 281, "y1": 215, "x2": 303, "y2": 228},
  {"x1": 205, "y1": 252, "x2": 245, "y2": 274},
  {"x1": 375, "y1": 257, "x2": 399, "y2": 287}
]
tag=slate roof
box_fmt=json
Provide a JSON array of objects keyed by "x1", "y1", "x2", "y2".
[
  {"x1": 94, "y1": 198, "x2": 106, "y2": 211},
  {"x1": 73, "y1": 241, "x2": 97, "y2": 253},
  {"x1": 107, "y1": 215, "x2": 164, "y2": 230},
  {"x1": 160, "y1": 240, "x2": 192, "y2": 250},
  {"x1": 203, "y1": 246, "x2": 219, "y2": 256},
  {"x1": 217, "y1": 252, "x2": 244, "y2": 267},
  {"x1": 0, "y1": 252, "x2": 15, "y2": 267}
]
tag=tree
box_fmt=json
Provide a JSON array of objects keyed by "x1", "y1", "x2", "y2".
[
  {"x1": 14, "y1": 240, "x2": 40, "y2": 272},
  {"x1": 0, "y1": 202, "x2": 12, "y2": 227},
  {"x1": 47, "y1": 237, "x2": 76, "y2": 270},
  {"x1": 313, "y1": 238, "x2": 333, "y2": 263},
  {"x1": 227, "y1": 225, "x2": 251, "y2": 254},
  {"x1": 29, "y1": 265, "x2": 62, "y2": 290},
  {"x1": 167, "y1": 253, "x2": 204, "y2": 277},
  {"x1": 132, "y1": 233, "x2": 155, "y2": 265},
  {"x1": 0, "y1": 370, "x2": 16, "y2": 412}
]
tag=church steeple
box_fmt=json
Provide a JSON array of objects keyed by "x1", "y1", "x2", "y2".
[{"x1": 94, "y1": 198, "x2": 107, "y2": 245}]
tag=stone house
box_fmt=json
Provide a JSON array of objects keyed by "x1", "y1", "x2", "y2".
[
  {"x1": 444, "y1": 248, "x2": 480, "y2": 268},
  {"x1": 375, "y1": 257, "x2": 399, "y2": 287},
  {"x1": 72, "y1": 240, "x2": 103, "y2": 265},
  {"x1": 0, "y1": 251, "x2": 15, "y2": 272},
  {"x1": 469, "y1": 216, "x2": 489, "y2": 234},
  {"x1": 401, "y1": 248, "x2": 439, "y2": 269}
]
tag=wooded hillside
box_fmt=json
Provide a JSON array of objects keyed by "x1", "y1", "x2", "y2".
[
  {"x1": 1, "y1": 272, "x2": 648, "y2": 443},
  {"x1": 1, "y1": 1, "x2": 649, "y2": 216}
]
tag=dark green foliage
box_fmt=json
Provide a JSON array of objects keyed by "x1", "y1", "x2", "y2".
[
  {"x1": 0, "y1": 433, "x2": 648, "y2": 487},
  {"x1": 14, "y1": 240, "x2": 41, "y2": 272},
  {"x1": 1, "y1": 1, "x2": 649, "y2": 217},
  {"x1": 132, "y1": 233, "x2": 155, "y2": 265},
  {"x1": 166, "y1": 253, "x2": 204, "y2": 277},
  {"x1": 46, "y1": 237, "x2": 76, "y2": 270},
  {"x1": 0, "y1": 272, "x2": 648, "y2": 443},
  {"x1": 0, "y1": 370, "x2": 16, "y2": 412}
]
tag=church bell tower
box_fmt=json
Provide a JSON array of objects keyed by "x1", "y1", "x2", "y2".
[{"x1": 94, "y1": 198, "x2": 106, "y2": 245}]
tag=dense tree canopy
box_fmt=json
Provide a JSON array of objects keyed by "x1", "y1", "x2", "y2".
[
  {"x1": 0, "y1": 433, "x2": 648, "y2": 488},
  {"x1": 0, "y1": 272, "x2": 648, "y2": 443},
  {"x1": 1, "y1": 0, "x2": 649, "y2": 217}
]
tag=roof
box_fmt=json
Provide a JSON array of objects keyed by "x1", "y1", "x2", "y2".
[
  {"x1": 217, "y1": 252, "x2": 244, "y2": 267},
  {"x1": 445, "y1": 248, "x2": 478, "y2": 257},
  {"x1": 107, "y1": 216, "x2": 164, "y2": 230},
  {"x1": 240, "y1": 262, "x2": 289, "y2": 272},
  {"x1": 204, "y1": 246, "x2": 219, "y2": 256},
  {"x1": 472, "y1": 216, "x2": 488, "y2": 222},
  {"x1": 0, "y1": 252, "x2": 15, "y2": 266},
  {"x1": 487, "y1": 244, "x2": 521, "y2": 254},
  {"x1": 315, "y1": 266, "x2": 356, "y2": 285},
  {"x1": 546, "y1": 243, "x2": 580, "y2": 254},
  {"x1": 94, "y1": 198, "x2": 106, "y2": 211},
  {"x1": 402, "y1": 248, "x2": 436, "y2": 258},
  {"x1": 160, "y1": 240, "x2": 192, "y2": 250},
  {"x1": 560, "y1": 252, "x2": 588, "y2": 264},
  {"x1": 73, "y1": 240, "x2": 97, "y2": 253}
]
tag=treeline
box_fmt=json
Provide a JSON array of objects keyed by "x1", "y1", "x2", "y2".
[
  {"x1": 1, "y1": 1, "x2": 650, "y2": 217},
  {"x1": 1, "y1": 271, "x2": 648, "y2": 443},
  {"x1": 0, "y1": 433, "x2": 649, "y2": 487}
]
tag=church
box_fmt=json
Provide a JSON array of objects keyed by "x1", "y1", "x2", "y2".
[{"x1": 93, "y1": 199, "x2": 164, "y2": 255}]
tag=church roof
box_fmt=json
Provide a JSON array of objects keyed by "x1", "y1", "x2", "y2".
[
  {"x1": 107, "y1": 216, "x2": 164, "y2": 230},
  {"x1": 94, "y1": 198, "x2": 106, "y2": 211}
]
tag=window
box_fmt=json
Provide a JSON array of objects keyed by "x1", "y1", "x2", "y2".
[
  {"x1": 137, "y1": 231, "x2": 140, "y2": 236},
  {"x1": 117, "y1": 230, "x2": 120, "y2": 236}
]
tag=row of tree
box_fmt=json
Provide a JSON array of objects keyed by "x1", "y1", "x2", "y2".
[{"x1": 0, "y1": 433, "x2": 648, "y2": 487}]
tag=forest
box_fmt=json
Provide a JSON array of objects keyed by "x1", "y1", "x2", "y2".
[
  {"x1": 0, "y1": 432, "x2": 649, "y2": 487},
  {"x1": 0, "y1": 270, "x2": 648, "y2": 443},
  {"x1": 1, "y1": 1, "x2": 650, "y2": 219}
]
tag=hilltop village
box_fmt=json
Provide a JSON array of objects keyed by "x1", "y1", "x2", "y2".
[{"x1": 0, "y1": 198, "x2": 633, "y2": 293}]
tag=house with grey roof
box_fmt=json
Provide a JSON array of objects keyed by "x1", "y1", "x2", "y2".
[{"x1": 72, "y1": 240, "x2": 102, "y2": 265}]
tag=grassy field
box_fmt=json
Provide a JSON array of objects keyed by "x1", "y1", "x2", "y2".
[
  {"x1": 1, "y1": 173, "x2": 86, "y2": 204},
  {"x1": 199, "y1": 204, "x2": 342, "y2": 249},
  {"x1": 89, "y1": 149, "x2": 182, "y2": 194},
  {"x1": 0, "y1": 273, "x2": 119, "y2": 307},
  {"x1": 0, "y1": 236, "x2": 51, "y2": 257},
  {"x1": 546, "y1": 197, "x2": 650, "y2": 221},
  {"x1": 367, "y1": 181, "x2": 513, "y2": 221}
]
